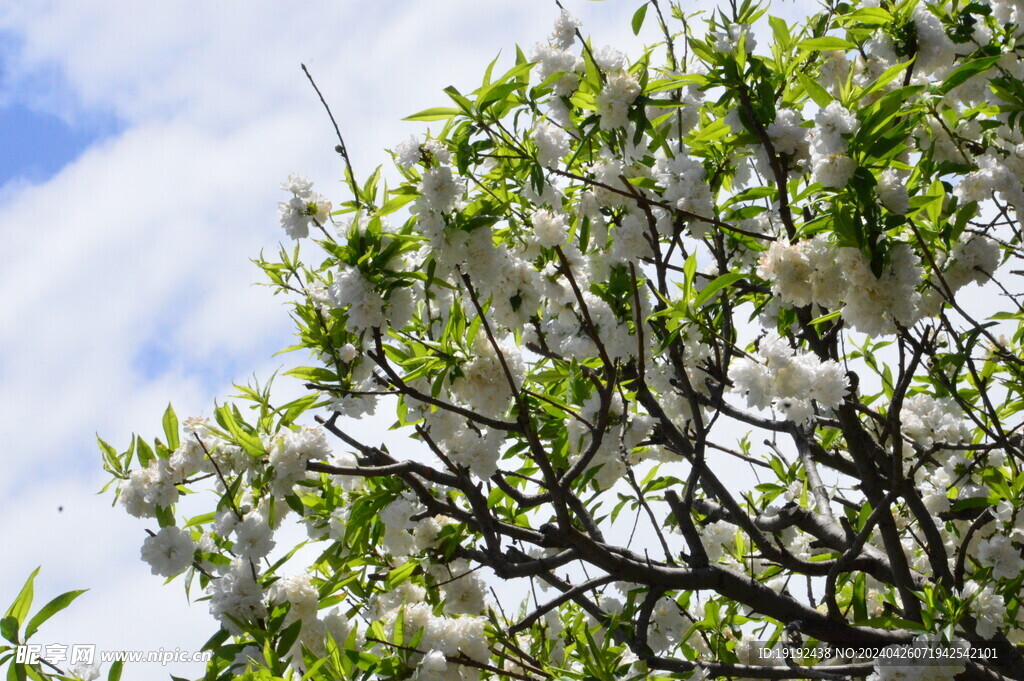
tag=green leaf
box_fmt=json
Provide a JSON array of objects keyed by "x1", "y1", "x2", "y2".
[
  {"x1": 797, "y1": 72, "x2": 831, "y2": 107},
  {"x1": 387, "y1": 561, "x2": 417, "y2": 589},
  {"x1": 393, "y1": 605, "x2": 405, "y2": 647},
  {"x1": 809, "y1": 310, "x2": 842, "y2": 326},
  {"x1": 107, "y1": 660, "x2": 124, "y2": 681},
  {"x1": 402, "y1": 107, "x2": 462, "y2": 122},
  {"x1": 135, "y1": 437, "x2": 154, "y2": 468},
  {"x1": 798, "y1": 36, "x2": 856, "y2": 51},
  {"x1": 950, "y1": 496, "x2": 994, "y2": 512},
  {"x1": 925, "y1": 179, "x2": 945, "y2": 225},
  {"x1": 162, "y1": 404, "x2": 179, "y2": 450},
  {"x1": 839, "y1": 7, "x2": 893, "y2": 25},
  {"x1": 694, "y1": 273, "x2": 745, "y2": 307},
  {"x1": 859, "y1": 60, "x2": 913, "y2": 100},
  {"x1": 284, "y1": 366, "x2": 338, "y2": 383},
  {"x1": 276, "y1": 619, "x2": 303, "y2": 658},
  {"x1": 4, "y1": 568, "x2": 38, "y2": 634},
  {"x1": 631, "y1": 3, "x2": 648, "y2": 35},
  {"x1": 24, "y1": 589, "x2": 87, "y2": 639},
  {"x1": 0, "y1": 617, "x2": 17, "y2": 643},
  {"x1": 378, "y1": 192, "x2": 416, "y2": 217},
  {"x1": 682, "y1": 253, "x2": 697, "y2": 304},
  {"x1": 214, "y1": 404, "x2": 263, "y2": 457},
  {"x1": 939, "y1": 56, "x2": 1000, "y2": 94},
  {"x1": 7, "y1": 659, "x2": 25, "y2": 681},
  {"x1": 769, "y1": 16, "x2": 791, "y2": 50}
]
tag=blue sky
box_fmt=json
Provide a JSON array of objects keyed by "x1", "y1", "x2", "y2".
[
  {"x1": 0, "y1": 29, "x2": 118, "y2": 187},
  {"x1": 0, "y1": 103, "x2": 114, "y2": 185}
]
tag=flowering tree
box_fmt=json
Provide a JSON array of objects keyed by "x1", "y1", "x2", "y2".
[{"x1": 29, "y1": 0, "x2": 1024, "y2": 680}]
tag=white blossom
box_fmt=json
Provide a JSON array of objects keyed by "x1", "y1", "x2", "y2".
[
  {"x1": 532, "y1": 208, "x2": 568, "y2": 248},
  {"x1": 278, "y1": 175, "x2": 331, "y2": 240},
  {"x1": 962, "y1": 581, "x2": 1005, "y2": 638},
  {"x1": 549, "y1": 10, "x2": 581, "y2": 50},
  {"x1": 140, "y1": 526, "x2": 196, "y2": 578},
  {"x1": 945, "y1": 234, "x2": 1001, "y2": 291},
  {"x1": 765, "y1": 108, "x2": 808, "y2": 157},
  {"x1": 977, "y1": 533, "x2": 1024, "y2": 580},
  {"x1": 597, "y1": 70, "x2": 640, "y2": 130},
  {"x1": 233, "y1": 512, "x2": 276, "y2": 561},
  {"x1": 731, "y1": 332, "x2": 849, "y2": 424},
  {"x1": 877, "y1": 169, "x2": 911, "y2": 214},
  {"x1": 532, "y1": 120, "x2": 570, "y2": 168},
  {"x1": 209, "y1": 559, "x2": 267, "y2": 632},
  {"x1": 532, "y1": 44, "x2": 583, "y2": 96}
]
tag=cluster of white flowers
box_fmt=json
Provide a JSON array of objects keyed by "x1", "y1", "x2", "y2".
[
  {"x1": 955, "y1": 150, "x2": 1024, "y2": 215},
  {"x1": 532, "y1": 208, "x2": 568, "y2": 248},
  {"x1": 977, "y1": 533, "x2": 1024, "y2": 580},
  {"x1": 278, "y1": 174, "x2": 332, "y2": 240},
  {"x1": 961, "y1": 581, "x2": 1006, "y2": 638},
  {"x1": 549, "y1": 9, "x2": 580, "y2": 50},
  {"x1": 565, "y1": 392, "x2": 653, "y2": 490},
  {"x1": 209, "y1": 558, "x2": 267, "y2": 633},
  {"x1": 594, "y1": 46, "x2": 626, "y2": 72},
  {"x1": 327, "y1": 266, "x2": 387, "y2": 332},
  {"x1": 900, "y1": 394, "x2": 971, "y2": 449},
  {"x1": 532, "y1": 120, "x2": 570, "y2": 168},
  {"x1": 265, "y1": 573, "x2": 359, "y2": 660},
  {"x1": 608, "y1": 210, "x2": 655, "y2": 263},
  {"x1": 451, "y1": 334, "x2": 524, "y2": 418},
  {"x1": 396, "y1": 136, "x2": 451, "y2": 170},
  {"x1": 731, "y1": 332, "x2": 849, "y2": 423},
  {"x1": 696, "y1": 519, "x2": 739, "y2": 563},
  {"x1": 404, "y1": 140, "x2": 464, "y2": 248},
  {"x1": 119, "y1": 420, "x2": 225, "y2": 518},
  {"x1": 426, "y1": 408, "x2": 503, "y2": 479},
  {"x1": 645, "y1": 345, "x2": 711, "y2": 429},
  {"x1": 380, "y1": 493, "x2": 421, "y2": 557},
  {"x1": 232, "y1": 510, "x2": 276, "y2": 560},
  {"x1": 383, "y1": 601, "x2": 489, "y2": 681},
  {"x1": 140, "y1": 526, "x2": 197, "y2": 578},
  {"x1": 420, "y1": 166, "x2": 466, "y2": 214},
  {"x1": 455, "y1": 227, "x2": 545, "y2": 330},
  {"x1": 757, "y1": 235, "x2": 927, "y2": 334},
  {"x1": 654, "y1": 151, "x2": 714, "y2": 235},
  {"x1": 912, "y1": 6, "x2": 959, "y2": 77},
  {"x1": 267, "y1": 426, "x2": 333, "y2": 496},
  {"x1": 712, "y1": 23, "x2": 757, "y2": 55},
  {"x1": 837, "y1": 244, "x2": 924, "y2": 335},
  {"x1": 758, "y1": 235, "x2": 844, "y2": 309},
  {"x1": 853, "y1": 34, "x2": 898, "y2": 96},
  {"x1": 429, "y1": 559, "x2": 488, "y2": 615},
  {"x1": 819, "y1": 50, "x2": 851, "y2": 94},
  {"x1": 647, "y1": 598, "x2": 687, "y2": 651},
  {"x1": 118, "y1": 458, "x2": 181, "y2": 518},
  {"x1": 532, "y1": 40, "x2": 583, "y2": 100},
  {"x1": 596, "y1": 70, "x2": 641, "y2": 130},
  {"x1": 877, "y1": 169, "x2": 911, "y2": 214},
  {"x1": 765, "y1": 108, "x2": 808, "y2": 157},
  {"x1": 531, "y1": 279, "x2": 637, "y2": 361},
  {"x1": 944, "y1": 233, "x2": 1001, "y2": 291},
  {"x1": 809, "y1": 102, "x2": 858, "y2": 188},
  {"x1": 380, "y1": 501, "x2": 474, "y2": 567}
]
